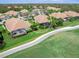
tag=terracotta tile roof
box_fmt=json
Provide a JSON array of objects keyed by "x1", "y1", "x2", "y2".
[
  {"x1": 50, "y1": 12, "x2": 68, "y2": 19},
  {"x1": 5, "y1": 18, "x2": 31, "y2": 32},
  {"x1": 47, "y1": 6, "x2": 61, "y2": 11},
  {"x1": 64, "y1": 11, "x2": 79, "y2": 17},
  {"x1": 4, "y1": 10, "x2": 18, "y2": 16},
  {"x1": 34, "y1": 15, "x2": 49, "y2": 23}
]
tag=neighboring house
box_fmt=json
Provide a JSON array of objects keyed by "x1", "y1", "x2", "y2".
[
  {"x1": 0, "y1": 13, "x2": 3, "y2": 16},
  {"x1": 47, "y1": 6, "x2": 61, "y2": 11},
  {"x1": 19, "y1": 6, "x2": 23, "y2": 8},
  {"x1": 34, "y1": 15, "x2": 50, "y2": 27},
  {"x1": 7, "y1": 6, "x2": 11, "y2": 9},
  {"x1": 0, "y1": 15, "x2": 5, "y2": 24},
  {"x1": 4, "y1": 10, "x2": 19, "y2": 17},
  {"x1": 5, "y1": 18, "x2": 31, "y2": 37},
  {"x1": 64, "y1": 11, "x2": 79, "y2": 18},
  {"x1": 18, "y1": 9, "x2": 29, "y2": 20},
  {"x1": 49, "y1": 12, "x2": 68, "y2": 21},
  {"x1": 33, "y1": 6, "x2": 37, "y2": 9},
  {"x1": 0, "y1": 15, "x2": 11, "y2": 24},
  {"x1": 31, "y1": 9, "x2": 48, "y2": 16},
  {"x1": 14, "y1": 6, "x2": 18, "y2": 8}
]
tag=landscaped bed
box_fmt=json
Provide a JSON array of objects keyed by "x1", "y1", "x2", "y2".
[{"x1": 6, "y1": 29, "x2": 79, "y2": 58}]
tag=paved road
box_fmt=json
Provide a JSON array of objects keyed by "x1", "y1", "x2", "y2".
[{"x1": 0, "y1": 25, "x2": 79, "y2": 58}]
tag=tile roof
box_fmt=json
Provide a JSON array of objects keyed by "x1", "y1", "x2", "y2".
[
  {"x1": 5, "y1": 18, "x2": 31, "y2": 32},
  {"x1": 50, "y1": 12, "x2": 68, "y2": 19},
  {"x1": 34, "y1": 15, "x2": 48, "y2": 23},
  {"x1": 4, "y1": 10, "x2": 18, "y2": 16},
  {"x1": 64, "y1": 11, "x2": 79, "y2": 17}
]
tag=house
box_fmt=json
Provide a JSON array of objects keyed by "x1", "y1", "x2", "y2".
[
  {"x1": 64, "y1": 11, "x2": 79, "y2": 18},
  {"x1": 0, "y1": 13, "x2": 2, "y2": 16},
  {"x1": 0, "y1": 15, "x2": 11, "y2": 24},
  {"x1": 19, "y1": 6, "x2": 23, "y2": 8},
  {"x1": 4, "y1": 10, "x2": 18, "y2": 17},
  {"x1": 49, "y1": 12, "x2": 68, "y2": 21},
  {"x1": 18, "y1": 9, "x2": 29, "y2": 18},
  {"x1": 4, "y1": 18, "x2": 31, "y2": 37},
  {"x1": 14, "y1": 6, "x2": 18, "y2": 8},
  {"x1": 0, "y1": 15, "x2": 6, "y2": 24},
  {"x1": 34, "y1": 15, "x2": 50, "y2": 27},
  {"x1": 31, "y1": 9, "x2": 48, "y2": 16},
  {"x1": 0, "y1": 15, "x2": 10, "y2": 24},
  {"x1": 47, "y1": 6, "x2": 61, "y2": 11},
  {"x1": 7, "y1": 6, "x2": 11, "y2": 9},
  {"x1": 33, "y1": 6, "x2": 37, "y2": 9}
]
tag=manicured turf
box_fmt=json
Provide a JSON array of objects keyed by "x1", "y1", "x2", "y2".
[
  {"x1": 0, "y1": 25, "x2": 5, "y2": 31},
  {"x1": 0, "y1": 20, "x2": 79, "y2": 54},
  {"x1": 7, "y1": 30, "x2": 79, "y2": 58},
  {"x1": 63, "y1": 20, "x2": 79, "y2": 27},
  {"x1": 0, "y1": 28, "x2": 52, "y2": 52}
]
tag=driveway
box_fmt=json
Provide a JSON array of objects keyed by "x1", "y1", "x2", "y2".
[{"x1": 0, "y1": 25, "x2": 79, "y2": 58}]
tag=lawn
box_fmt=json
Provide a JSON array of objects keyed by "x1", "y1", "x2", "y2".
[
  {"x1": 0, "y1": 19, "x2": 79, "y2": 53},
  {"x1": 0, "y1": 28, "x2": 52, "y2": 52},
  {"x1": 63, "y1": 20, "x2": 79, "y2": 27},
  {"x1": 6, "y1": 29, "x2": 79, "y2": 58}
]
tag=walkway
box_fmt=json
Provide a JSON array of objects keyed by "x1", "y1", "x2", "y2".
[{"x1": 0, "y1": 25, "x2": 79, "y2": 58}]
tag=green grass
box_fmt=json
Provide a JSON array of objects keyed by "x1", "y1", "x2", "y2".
[
  {"x1": 6, "y1": 29, "x2": 79, "y2": 58},
  {"x1": 0, "y1": 28, "x2": 52, "y2": 52},
  {"x1": 0, "y1": 19, "x2": 79, "y2": 54},
  {"x1": 0, "y1": 25, "x2": 5, "y2": 31},
  {"x1": 63, "y1": 20, "x2": 79, "y2": 27}
]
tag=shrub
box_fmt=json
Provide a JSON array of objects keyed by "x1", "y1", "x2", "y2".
[
  {"x1": 31, "y1": 22, "x2": 38, "y2": 31},
  {"x1": 27, "y1": 28, "x2": 32, "y2": 33},
  {"x1": 56, "y1": 19, "x2": 64, "y2": 26},
  {"x1": 68, "y1": 17, "x2": 77, "y2": 22}
]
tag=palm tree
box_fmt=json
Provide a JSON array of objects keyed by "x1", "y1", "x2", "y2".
[{"x1": 49, "y1": 16, "x2": 58, "y2": 29}]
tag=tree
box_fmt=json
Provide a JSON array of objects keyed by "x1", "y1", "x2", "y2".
[
  {"x1": 49, "y1": 17, "x2": 63, "y2": 29},
  {"x1": 0, "y1": 32, "x2": 4, "y2": 46},
  {"x1": 31, "y1": 22, "x2": 38, "y2": 31},
  {"x1": 49, "y1": 17, "x2": 58, "y2": 29}
]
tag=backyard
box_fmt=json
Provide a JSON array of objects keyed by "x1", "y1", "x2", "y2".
[
  {"x1": 6, "y1": 29, "x2": 79, "y2": 58},
  {"x1": 0, "y1": 28, "x2": 52, "y2": 52},
  {"x1": 0, "y1": 19, "x2": 79, "y2": 52}
]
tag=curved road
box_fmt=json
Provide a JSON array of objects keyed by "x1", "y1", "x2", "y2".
[{"x1": 0, "y1": 25, "x2": 79, "y2": 58}]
